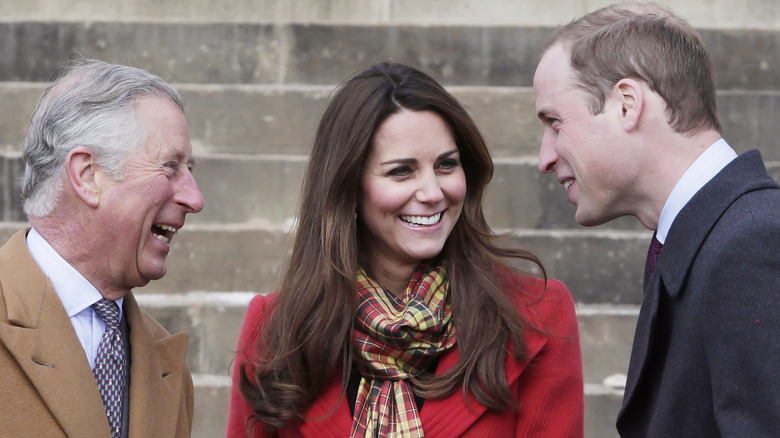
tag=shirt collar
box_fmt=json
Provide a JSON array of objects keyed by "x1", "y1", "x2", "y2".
[
  {"x1": 26, "y1": 227, "x2": 123, "y2": 319},
  {"x1": 656, "y1": 138, "x2": 737, "y2": 243}
]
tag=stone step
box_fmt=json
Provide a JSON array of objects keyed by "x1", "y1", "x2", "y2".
[
  {"x1": 0, "y1": 223, "x2": 652, "y2": 304},
  {"x1": 2, "y1": 84, "x2": 779, "y2": 161},
  {"x1": 1, "y1": 0, "x2": 776, "y2": 29},
  {"x1": 0, "y1": 150, "x2": 647, "y2": 230},
  {"x1": 3, "y1": 152, "x2": 779, "y2": 231},
  {"x1": 0, "y1": 23, "x2": 777, "y2": 90}
]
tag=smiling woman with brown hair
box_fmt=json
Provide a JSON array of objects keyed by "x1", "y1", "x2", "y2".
[{"x1": 227, "y1": 61, "x2": 584, "y2": 438}]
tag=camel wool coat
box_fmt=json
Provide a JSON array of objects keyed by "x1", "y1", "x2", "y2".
[{"x1": 0, "y1": 229, "x2": 194, "y2": 437}]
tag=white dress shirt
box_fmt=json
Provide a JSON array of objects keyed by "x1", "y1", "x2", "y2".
[
  {"x1": 656, "y1": 138, "x2": 738, "y2": 243},
  {"x1": 26, "y1": 227, "x2": 124, "y2": 369}
]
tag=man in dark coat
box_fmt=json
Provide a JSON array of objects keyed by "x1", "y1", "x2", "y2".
[{"x1": 533, "y1": 3, "x2": 780, "y2": 436}]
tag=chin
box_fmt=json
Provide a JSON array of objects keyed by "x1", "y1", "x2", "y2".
[
  {"x1": 574, "y1": 210, "x2": 604, "y2": 228},
  {"x1": 140, "y1": 265, "x2": 168, "y2": 282}
]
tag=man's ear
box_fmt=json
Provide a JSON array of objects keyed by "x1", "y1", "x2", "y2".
[
  {"x1": 614, "y1": 78, "x2": 644, "y2": 132},
  {"x1": 64, "y1": 146, "x2": 100, "y2": 208}
]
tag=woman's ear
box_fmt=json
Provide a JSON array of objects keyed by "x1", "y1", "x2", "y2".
[
  {"x1": 614, "y1": 78, "x2": 644, "y2": 132},
  {"x1": 64, "y1": 146, "x2": 100, "y2": 208}
]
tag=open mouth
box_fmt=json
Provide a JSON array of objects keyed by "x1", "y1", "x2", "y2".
[
  {"x1": 152, "y1": 223, "x2": 178, "y2": 244},
  {"x1": 563, "y1": 179, "x2": 574, "y2": 189},
  {"x1": 400, "y1": 212, "x2": 442, "y2": 226}
]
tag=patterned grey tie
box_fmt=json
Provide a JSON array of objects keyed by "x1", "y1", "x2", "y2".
[{"x1": 92, "y1": 299, "x2": 125, "y2": 438}]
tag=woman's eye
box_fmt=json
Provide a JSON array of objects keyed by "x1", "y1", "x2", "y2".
[
  {"x1": 388, "y1": 166, "x2": 412, "y2": 177},
  {"x1": 439, "y1": 158, "x2": 460, "y2": 170}
]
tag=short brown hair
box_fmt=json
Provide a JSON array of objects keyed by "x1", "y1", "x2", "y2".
[{"x1": 545, "y1": 2, "x2": 722, "y2": 134}]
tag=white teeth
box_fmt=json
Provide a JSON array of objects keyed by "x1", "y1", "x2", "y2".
[
  {"x1": 401, "y1": 213, "x2": 442, "y2": 226},
  {"x1": 152, "y1": 224, "x2": 177, "y2": 244},
  {"x1": 153, "y1": 234, "x2": 170, "y2": 244},
  {"x1": 156, "y1": 224, "x2": 178, "y2": 234},
  {"x1": 564, "y1": 180, "x2": 574, "y2": 189}
]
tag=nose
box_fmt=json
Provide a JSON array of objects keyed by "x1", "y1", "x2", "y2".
[
  {"x1": 415, "y1": 172, "x2": 445, "y2": 204},
  {"x1": 538, "y1": 130, "x2": 558, "y2": 174},
  {"x1": 176, "y1": 171, "x2": 205, "y2": 213}
]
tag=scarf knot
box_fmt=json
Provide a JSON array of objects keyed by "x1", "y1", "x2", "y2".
[{"x1": 350, "y1": 261, "x2": 456, "y2": 438}]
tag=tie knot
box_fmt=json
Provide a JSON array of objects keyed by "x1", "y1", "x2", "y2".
[
  {"x1": 93, "y1": 299, "x2": 120, "y2": 331},
  {"x1": 647, "y1": 236, "x2": 663, "y2": 278}
]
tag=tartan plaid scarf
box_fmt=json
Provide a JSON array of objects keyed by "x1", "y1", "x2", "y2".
[{"x1": 350, "y1": 261, "x2": 457, "y2": 438}]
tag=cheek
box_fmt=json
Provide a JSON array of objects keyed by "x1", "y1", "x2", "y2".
[
  {"x1": 445, "y1": 172, "x2": 468, "y2": 205},
  {"x1": 360, "y1": 181, "x2": 407, "y2": 217}
]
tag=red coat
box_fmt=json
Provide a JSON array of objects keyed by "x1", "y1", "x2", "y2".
[{"x1": 227, "y1": 274, "x2": 583, "y2": 437}]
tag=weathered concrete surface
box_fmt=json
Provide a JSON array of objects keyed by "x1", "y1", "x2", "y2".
[
  {"x1": 1, "y1": 0, "x2": 777, "y2": 29},
  {"x1": 0, "y1": 23, "x2": 778, "y2": 89}
]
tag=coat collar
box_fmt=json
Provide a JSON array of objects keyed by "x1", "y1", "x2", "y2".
[
  {"x1": 619, "y1": 150, "x2": 779, "y2": 422},
  {"x1": 659, "y1": 149, "x2": 778, "y2": 298}
]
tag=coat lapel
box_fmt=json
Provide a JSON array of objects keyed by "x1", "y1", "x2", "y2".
[
  {"x1": 124, "y1": 293, "x2": 190, "y2": 438},
  {"x1": 618, "y1": 259, "x2": 662, "y2": 419},
  {"x1": 0, "y1": 229, "x2": 111, "y2": 437}
]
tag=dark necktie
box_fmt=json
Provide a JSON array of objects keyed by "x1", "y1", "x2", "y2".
[
  {"x1": 647, "y1": 236, "x2": 663, "y2": 280},
  {"x1": 92, "y1": 299, "x2": 125, "y2": 438}
]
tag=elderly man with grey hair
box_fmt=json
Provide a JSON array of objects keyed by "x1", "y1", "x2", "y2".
[{"x1": 0, "y1": 59, "x2": 204, "y2": 437}]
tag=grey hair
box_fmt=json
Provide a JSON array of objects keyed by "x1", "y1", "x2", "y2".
[{"x1": 21, "y1": 59, "x2": 184, "y2": 217}]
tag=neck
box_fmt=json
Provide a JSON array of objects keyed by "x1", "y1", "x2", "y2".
[
  {"x1": 635, "y1": 130, "x2": 721, "y2": 230},
  {"x1": 31, "y1": 214, "x2": 130, "y2": 300},
  {"x1": 365, "y1": 262, "x2": 418, "y2": 298}
]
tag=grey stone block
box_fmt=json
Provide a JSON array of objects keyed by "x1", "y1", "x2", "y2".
[
  {"x1": 0, "y1": 154, "x2": 25, "y2": 222},
  {"x1": 1, "y1": 0, "x2": 778, "y2": 30},
  {"x1": 585, "y1": 386, "x2": 623, "y2": 438},
  {"x1": 719, "y1": 91, "x2": 780, "y2": 161},
  {"x1": 183, "y1": 85, "x2": 329, "y2": 155},
  {"x1": 502, "y1": 231, "x2": 650, "y2": 305},
  {"x1": 578, "y1": 306, "x2": 638, "y2": 385},
  {"x1": 142, "y1": 226, "x2": 292, "y2": 295},
  {"x1": 0, "y1": 84, "x2": 41, "y2": 151},
  {"x1": 188, "y1": 155, "x2": 306, "y2": 226},
  {"x1": 2, "y1": 84, "x2": 779, "y2": 161},
  {"x1": 193, "y1": 375, "x2": 231, "y2": 438},
  {"x1": 1, "y1": 23, "x2": 778, "y2": 89}
]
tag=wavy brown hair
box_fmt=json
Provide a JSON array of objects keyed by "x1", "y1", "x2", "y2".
[{"x1": 240, "y1": 62, "x2": 546, "y2": 435}]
